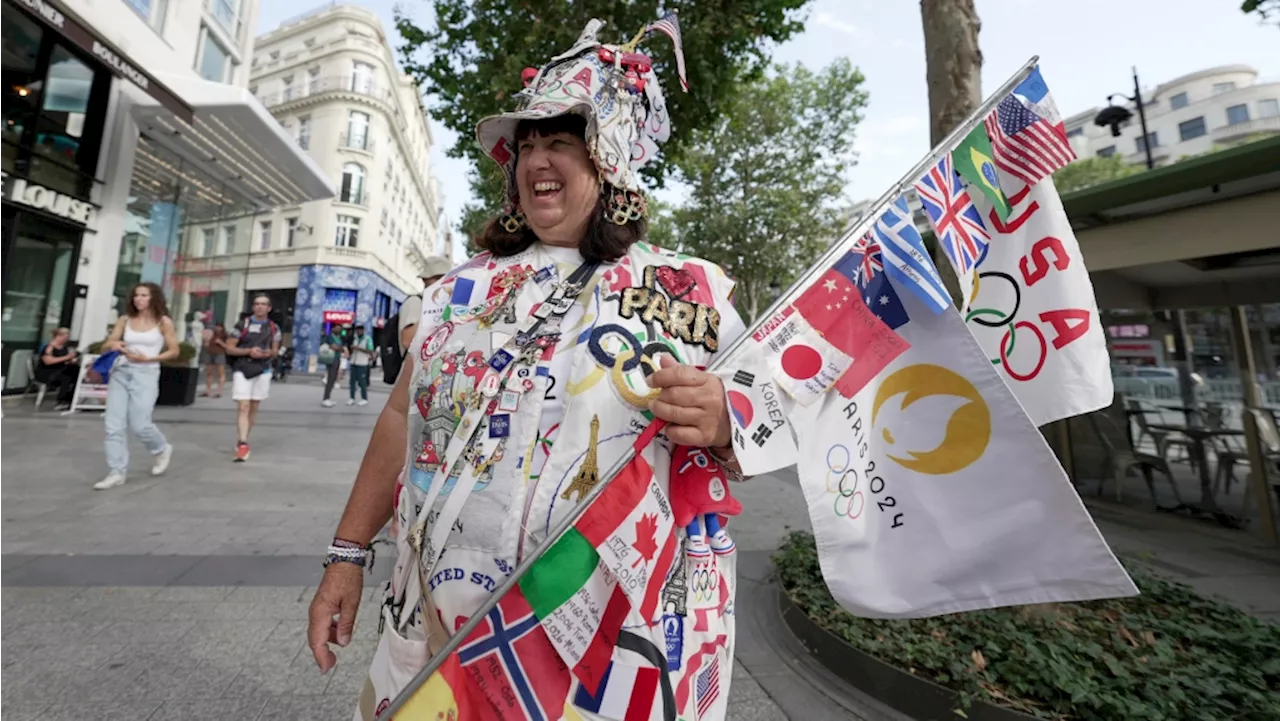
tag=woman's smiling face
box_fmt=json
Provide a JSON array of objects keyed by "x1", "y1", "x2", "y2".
[{"x1": 515, "y1": 126, "x2": 599, "y2": 247}]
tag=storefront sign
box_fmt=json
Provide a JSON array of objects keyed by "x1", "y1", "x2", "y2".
[
  {"x1": 1, "y1": 171, "x2": 95, "y2": 226},
  {"x1": 324, "y1": 310, "x2": 355, "y2": 324},
  {"x1": 13, "y1": 0, "x2": 193, "y2": 123}
]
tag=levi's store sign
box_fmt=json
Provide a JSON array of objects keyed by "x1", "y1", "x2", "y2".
[
  {"x1": 1, "y1": 171, "x2": 95, "y2": 226},
  {"x1": 324, "y1": 310, "x2": 355, "y2": 323}
]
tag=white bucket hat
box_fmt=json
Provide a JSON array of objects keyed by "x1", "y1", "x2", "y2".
[{"x1": 474, "y1": 16, "x2": 686, "y2": 223}]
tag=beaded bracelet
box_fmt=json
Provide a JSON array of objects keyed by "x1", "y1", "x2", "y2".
[{"x1": 323, "y1": 538, "x2": 375, "y2": 570}]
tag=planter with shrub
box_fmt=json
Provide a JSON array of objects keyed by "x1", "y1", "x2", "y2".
[{"x1": 774, "y1": 531, "x2": 1280, "y2": 721}]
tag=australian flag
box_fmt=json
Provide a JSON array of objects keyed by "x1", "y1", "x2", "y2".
[{"x1": 835, "y1": 236, "x2": 909, "y2": 331}]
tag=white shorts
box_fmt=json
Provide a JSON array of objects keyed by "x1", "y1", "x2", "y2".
[{"x1": 232, "y1": 370, "x2": 271, "y2": 401}]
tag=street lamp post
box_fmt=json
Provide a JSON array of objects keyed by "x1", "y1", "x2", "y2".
[{"x1": 1093, "y1": 66, "x2": 1155, "y2": 170}]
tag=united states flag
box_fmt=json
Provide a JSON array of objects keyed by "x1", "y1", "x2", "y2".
[
  {"x1": 914, "y1": 155, "x2": 991, "y2": 276},
  {"x1": 647, "y1": 11, "x2": 688, "y2": 92},
  {"x1": 696, "y1": 655, "x2": 720, "y2": 718},
  {"x1": 984, "y1": 66, "x2": 1075, "y2": 190}
]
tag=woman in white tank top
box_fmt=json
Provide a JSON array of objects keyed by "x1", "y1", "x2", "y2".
[{"x1": 93, "y1": 282, "x2": 180, "y2": 490}]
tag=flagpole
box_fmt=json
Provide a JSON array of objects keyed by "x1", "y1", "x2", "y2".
[{"x1": 377, "y1": 55, "x2": 1040, "y2": 720}]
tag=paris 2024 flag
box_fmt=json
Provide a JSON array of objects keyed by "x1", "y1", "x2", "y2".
[{"x1": 772, "y1": 241, "x2": 1136, "y2": 618}]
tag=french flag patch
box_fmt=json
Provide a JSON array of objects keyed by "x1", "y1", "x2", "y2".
[{"x1": 573, "y1": 661, "x2": 660, "y2": 721}]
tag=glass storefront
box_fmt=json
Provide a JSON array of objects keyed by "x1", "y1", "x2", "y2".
[
  {"x1": 1, "y1": 0, "x2": 111, "y2": 390},
  {"x1": 111, "y1": 135, "x2": 257, "y2": 347}
]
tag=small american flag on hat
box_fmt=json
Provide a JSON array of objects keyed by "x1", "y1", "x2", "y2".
[{"x1": 647, "y1": 10, "x2": 689, "y2": 92}]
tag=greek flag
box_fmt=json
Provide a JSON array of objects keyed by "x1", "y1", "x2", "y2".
[{"x1": 872, "y1": 195, "x2": 951, "y2": 314}]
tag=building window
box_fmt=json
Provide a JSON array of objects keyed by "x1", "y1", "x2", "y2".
[
  {"x1": 1134, "y1": 132, "x2": 1157, "y2": 155},
  {"x1": 286, "y1": 217, "x2": 298, "y2": 248},
  {"x1": 1260, "y1": 99, "x2": 1280, "y2": 118},
  {"x1": 1179, "y1": 117, "x2": 1206, "y2": 141},
  {"x1": 346, "y1": 111, "x2": 370, "y2": 150},
  {"x1": 124, "y1": 0, "x2": 168, "y2": 32},
  {"x1": 1170, "y1": 92, "x2": 1188, "y2": 110},
  {"x1": 269, "y1": 50, "x2": 279, "y2": 61},
  {"x1": 1066, "y1": 126, "x2": 1084, "y2": 138},
  {"x1": 297, "y1": 115, "x2": 311, "y2": 150},
  {"x1": 208, "y1": 0, "x2": 240, "y2": 38},
  {"x1": 197, "y1": 27, "x2": 232, "y2": 82},
  {"x1": 1226, "y1": 104, "x2": 1250, "y2": 126},
  {"x1": 1212, "y1": 82, "x2": 1236, "y2": 94},
  {"x1": 352, "y1": 61, "x2": 374, "y2": 94},
  {"x1": 201, "y1": 228, "x2": 216, "y2": 256},
  {"x1": 340, "y1": 163, "x2": 366, "y2": 205},
  {"x1": 258, "y1": 220, "x2": 272, "y2": 250},
  {"x1": 281, "y1": 75, "x2": 296, "y2": 101},
  {"x1": 221, "y1": 225, "x2": 236, "y2": 254},
  {"x1": 307, "y1": 67, "x2": 320, "y2": 94},
  {"x1": 335, "y1": 215, "x2": 361, "y2": 248},
  {"x1": 304, "y1": 37, "x2": 316, "y2": 48},
  {"x1": 1097, "y1": 145, "x2": 1116, "y2": 158}
]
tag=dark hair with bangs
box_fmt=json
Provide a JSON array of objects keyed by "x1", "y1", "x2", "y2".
[{"x1": 474, "y1": 115, "x2": 646, "y2": 263}]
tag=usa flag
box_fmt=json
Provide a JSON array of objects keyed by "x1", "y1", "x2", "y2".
[
  {"x1": 845, "y1": 235, "x2": 909, "y2": 331},
  {"x1": 646, "y1": 10, "x2": 688, "y2": 92},
  {"x1": 914, "y1": 155, "x2": 991, "y2": 276},
  {"x1": 873, "y1": 195, "x2": 951, "y2": 314},
  {"x1": 984, "y1": 66, "x2": 1075, "y2": 190},
  {"x1": 695, "y1": 655, "x2": 720, "y2": 718}
]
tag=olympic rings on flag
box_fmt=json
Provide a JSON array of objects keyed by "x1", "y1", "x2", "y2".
[
  {"x1": 964, "y1": 271, "x2": 1021, "y2": 328},
  {"x1": 999, "y1": 320, "x2": 1048, "y2": 382},
  {"x1": 825, "y1": 444, "x2": 864, "y2": 520},
  {"x1": 691, "y1": 566, "x2": 718, "y2": 602}
]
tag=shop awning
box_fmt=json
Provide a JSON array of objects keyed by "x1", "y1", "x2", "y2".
[{"x1": 130, "y1": 74, "x2": 334, "y2": 209}]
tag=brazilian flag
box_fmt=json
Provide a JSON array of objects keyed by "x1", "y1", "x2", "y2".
[{"x1": 953, "y1": 125, "x2": 1011, "y2": 221}]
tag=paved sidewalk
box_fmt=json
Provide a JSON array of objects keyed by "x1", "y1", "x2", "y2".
[{"x1": 1, "y1": 381, "x2": 798, "y2": 721}]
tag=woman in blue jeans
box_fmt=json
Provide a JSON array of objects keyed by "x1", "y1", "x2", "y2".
[{"x1": 94, "y1": 282, "x2": 180, "y2": 490}]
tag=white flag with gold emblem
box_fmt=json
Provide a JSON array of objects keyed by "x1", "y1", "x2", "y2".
[{"x1": 782, "y1": 271, "x2": 1136, "y2": 618}]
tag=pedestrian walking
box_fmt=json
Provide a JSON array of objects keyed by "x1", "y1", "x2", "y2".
[
  {"x1": 397, "y1": 256, "x2": 453, "y2": 353},
  {"x1": 36, "y1": 326, "x2": 81, "y2": 410},
  {"x1": 94, "y1": 282, "x2": 177, "y2": 490},
  {"x1": 307, "y1": 21, "x2": 755, "y2": 720},
  {"x1": 320, "y1": 326, "x2": 346, "y2": 407},
  {"x1": 225, "y1": 294, "x2": 281, "y2": 462},
  {"x1": 199, "y1": 323, "x2": 228, "y2": 398},
  {"x1": 346, "y1": 324, "x2": 373, "y2": 406}
]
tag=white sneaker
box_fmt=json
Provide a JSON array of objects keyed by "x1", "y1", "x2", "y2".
[
  {"x1": 94, "y1": 472, "x2": 126, "y2": 490},
  {"x1": 346, "y1": 399, "x2": 355, "y2": 406},
  {"x1": 357, "y1": 399, "x2": 368, "y2": 406},
  {"x1": 151, "y1": 444, "x2": 173, "y2": 476},
  {"x1": 322, "y1": 399, "x2": 335, "y2": 407}
]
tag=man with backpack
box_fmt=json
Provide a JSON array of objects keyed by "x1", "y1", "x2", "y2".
[
  {"x1": 380, "y1": 256, "x2": 452, "y2": 385},
  {"x1": 226, "y1": 294, "x2": 281, "y2": 462}
]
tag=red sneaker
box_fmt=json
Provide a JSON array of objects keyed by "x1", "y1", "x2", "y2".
[{"x1": 234, "y1": 442, "x2": 251, "y2": 463}]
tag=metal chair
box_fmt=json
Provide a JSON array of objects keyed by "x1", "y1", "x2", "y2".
[
  {"x1": 1088, "y1": 398, "x2": 1184, "y2": 508},
  {"x1": 21, "y1": 356, "x2": 48, "y2": 410}
]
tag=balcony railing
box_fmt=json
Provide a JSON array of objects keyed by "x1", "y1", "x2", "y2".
[
  {"x1": 337, "y1": 191, "x2": 370, "y2": 207},
  {"x1": 339, "y1": 131, "x2": 375, "y2": 153},
  {"x1": 259, "y1": 75, "x2": 396, "y2": 109},
  {"x1": 1211, "y1": 115, "x2": 1280, "y2": 144}
]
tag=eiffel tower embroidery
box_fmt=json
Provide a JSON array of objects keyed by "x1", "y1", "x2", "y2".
[{"x1": 561, "y1": 415, "x2": 601, "y2": 502}]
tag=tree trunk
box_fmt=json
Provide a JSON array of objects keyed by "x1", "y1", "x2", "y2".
[{"x1": 920, "y1": 0, "x2": 983, "y2": 307}]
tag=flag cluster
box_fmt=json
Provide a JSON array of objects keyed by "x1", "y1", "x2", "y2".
[{"x1": 913, "y1": 65, "x2": 1076, "y2": 280}]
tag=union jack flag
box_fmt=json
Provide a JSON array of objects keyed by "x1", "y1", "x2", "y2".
[
  {"x1": 914, "y1": 155, "x2": 990, "y2": 276},
  {"x1": 646, "y1": 10, "x2": 688, "y2": 92},
  {"x1": 853, "y1": 232, "x2": 883, "y2": 285}
]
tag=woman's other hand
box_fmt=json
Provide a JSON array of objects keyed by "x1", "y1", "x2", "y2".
[
  {"x1": 647, "y1": 354, "x2": 732, "y2": 448},
  {"x1": 307, "y1": 563, "x2": 364, "y2": 673}
]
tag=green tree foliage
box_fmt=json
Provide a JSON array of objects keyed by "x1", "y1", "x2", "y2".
[
  {"x1": 663, "y1": 60, "x2": 868, "y2": 322},
  {"x1": 1052, "y1": 154, "x2": 1142, "y2": 193},
  {"x1": 395, "y1": 0, "x2": 813, "y2": 244},
  {"x1": 1241, "y1": 0, "x2": 1280, "y2": 25}
]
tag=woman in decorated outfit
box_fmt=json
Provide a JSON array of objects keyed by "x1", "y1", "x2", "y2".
[{"x1": 308, "y1": 18, "x2": 755, "y2": 721}]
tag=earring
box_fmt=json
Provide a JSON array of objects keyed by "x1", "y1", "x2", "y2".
[
  {"x1": 499, "y1": 204, "x2": 526, "y2": 233},
  {"x1": 603, "y1": 189, "x2": 646, "y2": 225}
]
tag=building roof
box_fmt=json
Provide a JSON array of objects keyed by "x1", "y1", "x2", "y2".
[{"x1": 1060, "y1": 135, "x2": 1280, "y2": 229}]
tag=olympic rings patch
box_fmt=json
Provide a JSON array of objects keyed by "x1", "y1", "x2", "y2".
[{"x1": 691, "y1": 564, "x2": 719, "y2": 602}]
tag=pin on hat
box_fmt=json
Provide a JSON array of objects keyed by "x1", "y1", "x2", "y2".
[{"x1": 475, "y1": 14, "x2": 688, "y2": 224}]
